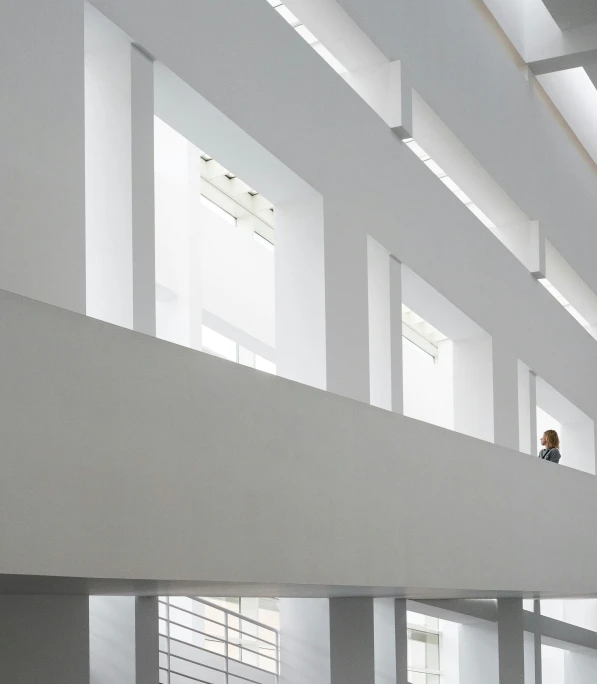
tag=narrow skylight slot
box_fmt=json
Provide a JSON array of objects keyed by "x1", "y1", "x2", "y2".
[
  {"x1": 403, "y1": 138, "x2": 500, "y2": 230},
  {"x1": 295, "y1": 24, "x2": 318, "y2": 46},
  {"x1": 538, "y1": 278, "x2": 591, "y2": 329},
  {"x1": 200, "y1": 195, "x2": 237, "y2": 226},
  {"x1": 467, "y1": 203, "x2": 496, "y2": 229},
  {"x1": 440, "y1": 176, "x2": 471, "y2": 204},
  {"x1": 267, "y1": 1, "x2": 348, "y2": 74}
]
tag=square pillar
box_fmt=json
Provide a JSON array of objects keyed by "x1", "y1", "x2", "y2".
[
  {"x1": 497, "y1": 599, "x2": 525, "y2": 684},
  {"x1": 390, "y1": 258, "x2": 404, "y2": 415},
  {"x1": 131, "y1": 45, "x2": 157, "y2": 337},
  {"x1": 324, "y1": 200, "x2": 370, "y2": 403},
  {"x1": 373, "y1": 598, "x2": 409, "y2": 684},
  {"x1": 0, "y1": 595, "x2": 90, "y2": 684},
  {"x1": 330, "y1": 598, "x2": 375, "y2": 684}
]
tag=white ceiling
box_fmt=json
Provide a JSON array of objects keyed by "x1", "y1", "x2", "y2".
[{"x1": 542, "y1": 0, "x2": 597, "y2": 31}]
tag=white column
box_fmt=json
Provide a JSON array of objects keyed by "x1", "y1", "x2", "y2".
[
  {"x1": 453, "y1": 335, "x2": 494, "y2": 442},
  {"x1": 530, "y1": 371, "x2": 538, "y2": 455},
  {"x1": 279, "y1": 599, "x2": 331, "y2": 684},
  {"x1": 0, "y1": 595, "x2": 89, "y2": 684},
  {"x1": 372, "y1": 598, "x2": 409, "y2": 684},
  {"x1": 136, "y1": 597, "x2": 159, "y2": 684},
  {"x1": 390, "y1": 258, "x2": 404, "y2": 414},
  {"x1": 84, "y1": 4, "x2": 133, "y2": 328},
  {"x1": 330, "y1": 598, "x2": 376, "y2": 684},
  {"x1": 275, "y1": 195, "x2": 327, "y2": 390},
  {"x1": 368, "y1": 237, "x2": 392, "y2": 410},
  {"x1": 493, "y1": 339, "x2": 520, "y2": 450},
  {"x1": 131, "y1": 45, "x2": 157, "y2": 337},
  {"x1": 0, "y1": 0, "x2": 86, "y2": 313},
  {"x1": 533, "y1": 601, "x2": 543, "y2": 684},
  {"x1": 497, "y1": 599, "x2": 525, "y2": 684},
  {"x1": 154, "y1": 119, "x2": 202, "y2": 347},
  {"x1": 90, "y1": 596, "x2": 159, "y2": 684},
  {"x1": 325, "y1": 199, "x2": 370, "y2": 403}
]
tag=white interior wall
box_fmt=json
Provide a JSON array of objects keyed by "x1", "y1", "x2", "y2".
[
  {"x1": 542, "y1": 644, "x2": 565, "y2": 684},
  {"x1": 368, "y1": 237, "x2": 392, "y2": 411},
  {"x1": 155, "y1": 116, "x2": 275, "y2": 353},
  {"x1": 459, "y1": 623, "x2": 499, "y2": 684},
  {"x1": 565, "y1": 649, "x2": 597, "y2": 684},
  {"x1": 536, "y1": 377, "x2": 595, "y2": 473},
  {"x1": 154, "y1": 117, "x2": 196, "y2": 346},
  {"x1": 90, "y1": 596, "x2": 136, "y2": 684},
  {"x1": 0, "y1": 0, "x2": 86, "y2": 314},
  {"x1": 201, "y1": 206, "x2": 275, "y2": 349},
  {"x1": 84, "y1": 4, "x2": 134, "y2": 328},
  {"x1": 440, "y1": 620, "x2": 460, "y2": 684},
  {"x1": 403, "y1": 339, "x2": 454, "y2": 430},
  {"x1": 453, "y1": 336, "x2": 495, "y2": 443}
]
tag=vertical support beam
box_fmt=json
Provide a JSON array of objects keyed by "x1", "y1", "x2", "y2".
[
  {"x1": 90, "y1": 597, "x2": 136, "y2": 684},
  {"x1": 136, "y1": 597, "x2": 159, "y2": 684},
  {"x1": 85, "y1": 4, "x2": 133, "y2": 328},
  {"x1": 368, "y1": 237, "x2": 392, "y2": 410},
  {"x1": 279, "y1": 599, "x2": 331, "y2": 684},
  {"x1": 497, "y1": 599, "x2": 525, "y2": 684},
  {"x1": 388, "y1": 61, "x2": 413, "y2": 139},
  {"x1": 0, "y1": 0, "x2": 86, "y2": 313},
  {"x1": 330, "y1": 598, "x2": 375, "y2": 684},
  {"x1": 530, "y1": 371, "x2": 538, "y2": 456},
  {"x1": 529, "y1": 221, "x2": 546, "y2": 279},
  {"x1": 324, "y1": 199, "x2": 370, "y2": 403},
  {"x1": 534, "y1": 601, "x2": 543, "y2": 684},
  {"x1": 275, "y1": 195, "x2": 327, "y2": 390},
  {"x1": 131, "y1": 45, "x2": 157, "y2": 337},
  {"x1": 492, "y1": 339, "x2": 520, "y2": 450},
  {"x1": 394, "y1": 599, "x2": 409, "y2": 684},
  {"x1": 390, "y1": 257, "x2": 404, "y2": 414},
  {"x1": 372, "y1": 598, "x2": 408, "y2": 684},
  {"x1": 0, "y1": 595, "x2": 90, "y2": 684}
]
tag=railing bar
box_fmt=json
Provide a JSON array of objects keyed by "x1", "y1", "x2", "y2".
[
  {"x1": 168, "y1": 665, "x2": 273, "y2": 684},
  {"x1": 159, "y1": 603, "x2": 229, "y2": 630},
  {"x1": 193, "y1": 598, "x2": 276, "y2": 630},
  {"x1": 159, "y1": 639, "x2": 228, "y2": 660},
  {"x1": 159, "y1": 599, "x2": 277, "y2": 639},
  {"x1": 163, "y1": 618, "x2": 228, "y2": 642},
  {"x1": 225, "y1": 627, "x2": 278, "y2": 648},
  {"x1": 160, "y1": 647, "x2": 277, "y2": 677}
]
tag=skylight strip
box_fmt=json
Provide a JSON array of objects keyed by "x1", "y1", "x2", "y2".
[
  {"x1": 538, "y1": 278, "x2": 591, "y2": 329},
  {"x1": 403, "y1": 138, "x2": 498, "y2": 229},
  {"x1": 267, "y1": 1, "x2": 348, "y2": 74}
]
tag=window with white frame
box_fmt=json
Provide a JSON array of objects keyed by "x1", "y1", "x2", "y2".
[{"x1": 407, "y1": 612, "x2": 441, "y2": 684}]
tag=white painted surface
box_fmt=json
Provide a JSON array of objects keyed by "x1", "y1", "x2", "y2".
[
  {"x1": 90, "y1": 596, "x2": 136, "y2": 684},
  {"x1": 453, "y1": 336, "x2": 495, "y2": 443},
  {"x1": 542, "y1": 644, "x2": 565, "y2": 684},
  {"x1": 368, "y1": 237, "x2": 392, "y2": 410},
  {"x1": 280, "y1": 599, "x2": 330, "y2": 684},
  {"x1": 0, "y1": 0, "x2": 86, "y2": 313},
  {"x1": 459, "y1": 623, "x2": 499, "y2": 684},
  {"x1": 4, "y1": 290, "x2": 597, "y2": 594},
  {"x1": 403, "y1": 338, "x2": 454, "y2": 431},
  {"x1": 131, "y1": 46, "x2": 157, "y2": 336},
  {"x1": 85, "y1": 4, "x2": 134, "y2": 328}
]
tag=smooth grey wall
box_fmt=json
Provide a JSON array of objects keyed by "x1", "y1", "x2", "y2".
[
  {"x1": 0, "y1": 595, "x2": 90, "y2": 684},
  {"x1": 0, "y1": 0, "x2": 86, "y2": 313},
  {"x1": 2, "y1": 289, "x2": 597, "y2": 595}
]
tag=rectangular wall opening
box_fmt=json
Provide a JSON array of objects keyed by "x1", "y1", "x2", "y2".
[{"x1": 536, "y1": 376, "x2": 596, "y2": 474}]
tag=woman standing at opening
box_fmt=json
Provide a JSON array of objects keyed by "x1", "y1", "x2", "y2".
[{"x1": 539, "y1": 430, "x2": 562, "y2": 464}]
